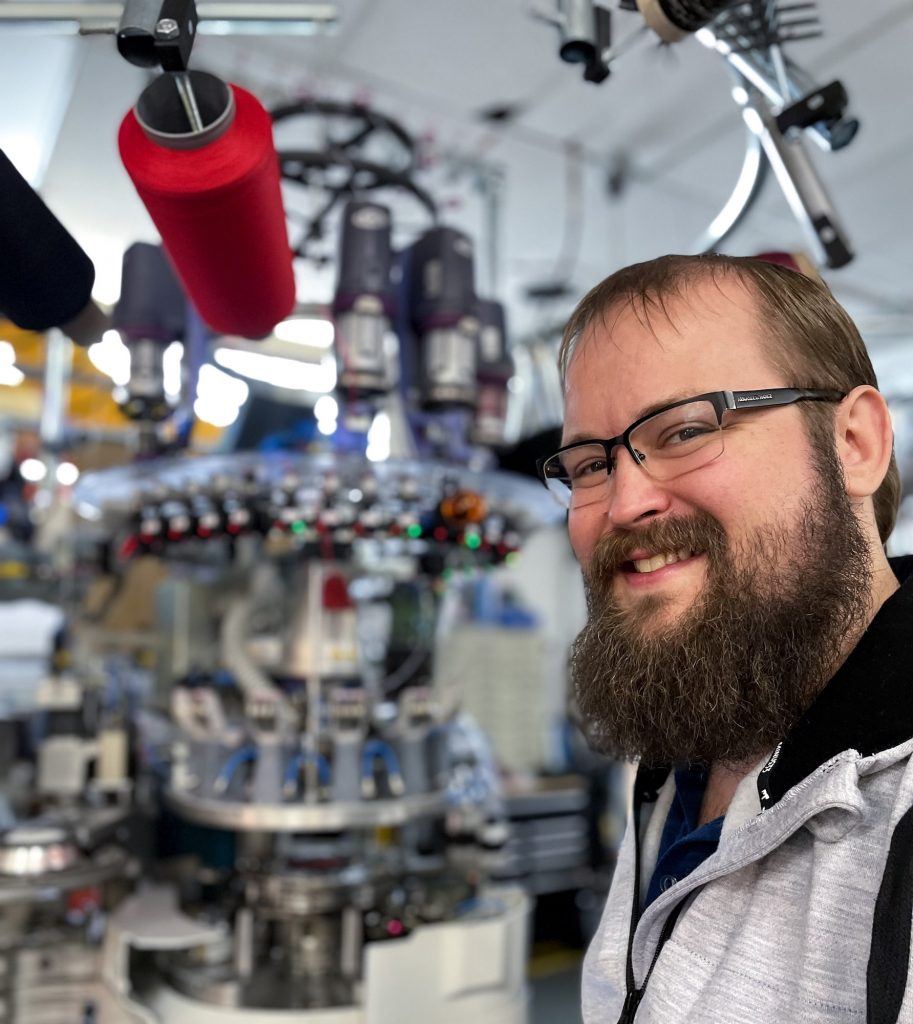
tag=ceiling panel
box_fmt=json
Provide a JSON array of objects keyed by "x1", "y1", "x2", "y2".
[
  {"x1": 0, "y1": 32, "x2": 81, "y2": 186},
  {"x1": 37, "y1": 37, "x2": 154, "y2": 304},
  {"x1": 336, "y1": 0, "x2": 559, "y2": 115},
  {"x1": 0, "y1": 0, "x2": 909, "y2": 358}
]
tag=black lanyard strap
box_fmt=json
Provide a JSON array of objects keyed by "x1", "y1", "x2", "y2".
[{"x1": 867, "y1": 802, "x2": 913, "y2": 1024}]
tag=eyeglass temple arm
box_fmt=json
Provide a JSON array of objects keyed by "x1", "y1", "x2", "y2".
[{"x1": 726, "y1": 388, "x2": 843, "y2": 410}]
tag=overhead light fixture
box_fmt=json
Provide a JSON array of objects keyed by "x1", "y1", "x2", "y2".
[
  {"x1": 88, "y1": 329, "x2": 131, "y2": 386},
  {"x1": 80, "y1": 235, "x2": 129, "y2": 306},
  {"x1": 273, "y1": 317, "x2": 334, "y2": 348},
  {"x1": 0, "y1": 340, "x2": 25, "y2": 386},
  {"x1": 213, "y1": 348, "x2": 337, "y2": 393},
  {"x1": 20, "y1": 458, "x2": 47, "y2": 482},
  {"x1": 366, "y1": 411, "x2": 391, "y2": 463},
  {"x1": 194, "y1": 363, "x2": 249, "y2": 428},
  {"x1": 56, "y1": 461, "x2": 79, "y2": 486},
  {"x1": 313, "y1": 395, "x2": 338, "y2": 420},
  {"x1": 314, "y1": 394, "x2": 338, "y2": 436},
  {"x1": 163, "y1": 341, "x2": 184, "y2": 399}
]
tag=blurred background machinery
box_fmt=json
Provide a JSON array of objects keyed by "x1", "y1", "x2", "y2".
[{"x1": 0, "y1": 2, "x2": 911, "y2": 1023}]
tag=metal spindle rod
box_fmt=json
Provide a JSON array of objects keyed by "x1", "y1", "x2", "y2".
[{"x1": 174, "y1": 72, "x2": 204, "y2": 133}]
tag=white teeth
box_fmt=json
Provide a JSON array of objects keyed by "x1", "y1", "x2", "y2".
[{"x1": 632, "y1": 549, "x2": 693, "y2": 573}]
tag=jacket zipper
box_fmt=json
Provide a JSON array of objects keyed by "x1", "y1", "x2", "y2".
[
  {"x1": 617, "y1": 898, "x2": 689, "y2": 1023},
  {"x1": 615, "y1": 765, "x2": 689, "y2": 1024}
]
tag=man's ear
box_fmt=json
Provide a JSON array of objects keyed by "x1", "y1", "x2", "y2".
[{"x1": 834, "y1": 385, "x2": 894, "y2": 498}]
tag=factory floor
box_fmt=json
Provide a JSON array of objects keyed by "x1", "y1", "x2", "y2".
[{"x1": 528, "y1": 948, "x2": 583, "y2": 1024}]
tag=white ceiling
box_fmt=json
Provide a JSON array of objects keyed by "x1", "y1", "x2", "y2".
[{"x1": 2, "y1": 1, "x2": 913, "y2": 384}]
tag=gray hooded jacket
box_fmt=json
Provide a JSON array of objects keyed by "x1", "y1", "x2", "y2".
[{"x1": 583, "y1": 556, "x2": 913, "y2": 1024}]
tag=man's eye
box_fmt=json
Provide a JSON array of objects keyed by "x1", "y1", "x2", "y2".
[
  {"x1": 659, "y1": 423, "x2": 716, "y2": 447},
  {"x1": 571, "y1": 457, "x2": 607, "y2": 480}
]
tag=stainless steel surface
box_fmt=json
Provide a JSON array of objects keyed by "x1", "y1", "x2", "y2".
[
  {"x1": 246, "y1": 865, "x2": 376, "y2": 917},
  {"x1": 0, "y1": 3, "x2": 337, "y2": 33},
  {"x1": 0, "y1": 824, "x2": 79, "y2": 876},
  {"x1": 0, "y1": 845, "x2": 133, "y2": 904},
  {"x1": 166, "y1": 786, "x2": 448, "y2": 831},
  {"x1": 38, "y1": 328, "x2": 72, "y2": 463},
  {"x1": 173, "y1": 72, "x2": 205, "y2": 134},
  {"x1": 162, "y1": 957, "x2": 355, "y2": 1011},
  {"x1": 135, "y1": 70, "x2": 235, "y2": 150},
  {"x1": 75, "y1": 451, "x2": 564, "y2": 530},
  {"x1": 154, "y1": 17, "x2": 179, "y2": 39}
]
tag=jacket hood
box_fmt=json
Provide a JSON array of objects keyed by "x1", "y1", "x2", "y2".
[{"x1": 757, "y1": 554, "x2": 913, "y2": 809}]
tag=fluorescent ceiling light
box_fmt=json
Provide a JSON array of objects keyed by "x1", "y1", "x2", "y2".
[
  {"x1": 313, "y1": 395, "x2": 338, "y2": 420},
  {"x1": 366, "y1": 411, "x2": 391, "y2": 463},
  {"x1": 194, "y1": 363, "x2": 249, "y2": 428},
  {"x1": 214, "y1": 348, "x2": 337, "y2": 393},
  {"x1": 194, "y1": 396, "x2": 243, "y2": 428},
  {"x1": 163, "y1": 341, "x2": 184, "y2": 399},
  {"x1": 88, "y1": 330, "x2": 130, "y2": 386},
  {"x1": 0, "y1": 341, "x2": 23, "y2": 386},
  {"x1": 56, "y1": 461, "x2": 79, "y2": 486},
  {"x1": 20, "y1": 458, "x2": 47, "y2": 482},
  {"x1": 197, "y1": 363, "x2": 249, "y2": 405},
  {"x1": 274, "y1": 317, "x2": 334, "y2": 348}
]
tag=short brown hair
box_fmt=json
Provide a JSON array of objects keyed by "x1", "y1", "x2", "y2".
[{"x1": 558, "y1": 253, "x2": 900, "y2": 543}]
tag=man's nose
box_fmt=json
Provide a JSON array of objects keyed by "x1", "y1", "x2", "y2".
[{"x1": 604, "y1": 446, "x2": 673, "y2": 530}]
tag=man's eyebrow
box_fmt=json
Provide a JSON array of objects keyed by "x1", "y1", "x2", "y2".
[
  {"x1": 561, "y1": 391, "x2": 701, "y2": 446},
  {"x1": 560, "y1": 431, "x2": 605, "y2": 446},
  {"x1": 630, "y1": 391, "x2": 696, "y2": 422}
]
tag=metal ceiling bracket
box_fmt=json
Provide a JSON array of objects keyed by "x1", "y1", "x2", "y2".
[
  {"x1": 0, "y1": 3, "x2": 337, "y2": 34},
  {"x1": 695, "y1": 27, "x2": 858, "y2": 152},
  {"x1": 738, "y1": 84, "x2": 853, "y2": 269},
  {"x1": 692, "y1": 118, "x2": 767, "y2": 254}
]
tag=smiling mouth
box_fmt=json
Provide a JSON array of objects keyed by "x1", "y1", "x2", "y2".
[{"x1": 621, "y1": 548, "x2": 697, "y2": 574}]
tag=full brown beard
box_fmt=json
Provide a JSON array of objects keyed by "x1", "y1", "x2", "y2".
[{"x1": 570, "y1": 445, "x2": 873, "y2": 767}]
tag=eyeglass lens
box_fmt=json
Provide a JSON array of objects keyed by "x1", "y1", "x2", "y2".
[{"x1": 546, "y1": 400, "x2": 725, "y2": 507}]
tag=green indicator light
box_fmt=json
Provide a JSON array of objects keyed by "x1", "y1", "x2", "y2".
[
  {"x1": 465, "y1": 533, "x2": 481, "y2": 549},
  {"x1": 406, "y1": 523, "x2": 422, "y2": 538},
  {"x1": 442, "y1": 568, "x2": 454, "y2": 580},
  {"x1": 291, "y1": 520, "x2": 306, "y2": 535}
]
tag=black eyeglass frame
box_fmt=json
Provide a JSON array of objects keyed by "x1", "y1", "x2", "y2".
[{"x1": 536, "y1": 387, "x2": 847, "y2": 487}]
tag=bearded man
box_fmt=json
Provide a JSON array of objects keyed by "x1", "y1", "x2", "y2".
[{"x1": 537, "y1": 254, "x2": 912, "y2": 1023}]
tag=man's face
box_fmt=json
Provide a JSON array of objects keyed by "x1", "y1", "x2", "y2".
[
  {"x1": 564, "y1": 278, "x2": 820, "y2": 621},
  {"x1": 563, "y1": 277, "x2": 872, "y2": 765}
]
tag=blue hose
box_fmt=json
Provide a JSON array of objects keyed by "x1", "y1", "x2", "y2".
[
  {"x1": 283, "y1": 750, "x2": 332, "y2": 794},
  {"x1": 361, "y1": 740, "x2": 405, "y2": 796},
  {"x1": 214, "y1": 745, "x2": 257, "y2": 794}
]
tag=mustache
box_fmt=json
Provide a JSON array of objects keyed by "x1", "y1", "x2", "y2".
[{"x1": 586, "y1": 511, "x2": 728, "y2": 580}]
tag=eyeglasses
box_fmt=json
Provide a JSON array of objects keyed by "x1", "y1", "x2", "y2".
[{"x1": 537, "y1": 387, "x2": 845, "y2": 509}]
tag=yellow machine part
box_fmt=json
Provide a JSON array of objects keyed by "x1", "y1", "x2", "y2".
[{"x1": 0, "y1": 320, "x2": 223, "y2": 444}]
